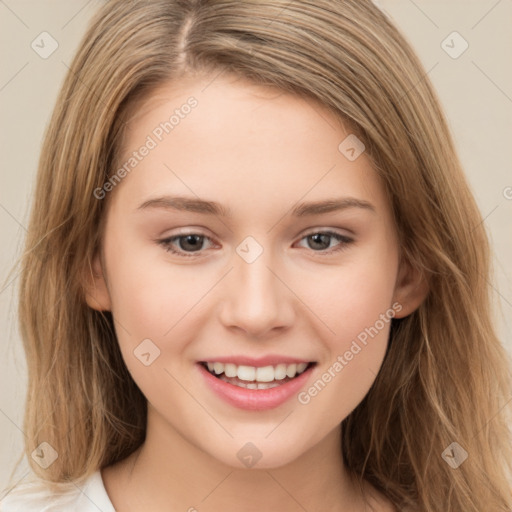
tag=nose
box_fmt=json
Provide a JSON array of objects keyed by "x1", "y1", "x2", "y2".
[{"x1": 218, "y1": 249, "x2": 295, "y2": 339}]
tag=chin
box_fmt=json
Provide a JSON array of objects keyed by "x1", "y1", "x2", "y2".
[{"x1": 206, "y1": 439, "x2": 308, "y2": 471}]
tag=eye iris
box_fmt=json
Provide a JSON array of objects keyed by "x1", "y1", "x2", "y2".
[
  {"x1": 308, "y1": 233, "x2": 331, "y2": 250},
  {"x1": 179, "y1": 235, "x2": 203, "y2": 252},
  {"x1": 169, "y1": 232, "x2": 343, "y2": 254}
]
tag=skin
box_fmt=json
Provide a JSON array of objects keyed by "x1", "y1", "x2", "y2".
[{"x1": 85, "y1": 71, "x2": 426, "y2": 512}]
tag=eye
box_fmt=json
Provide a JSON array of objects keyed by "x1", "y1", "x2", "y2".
[
  {"x1": 158, "y1": 233, "x2": 216, "y2": 257},
  {"x1": 295, "y1": 230, "x2": 354, "y2": 254},
  {"x1": 158, "y1": 229, "x2": 354, "y2": 258}
]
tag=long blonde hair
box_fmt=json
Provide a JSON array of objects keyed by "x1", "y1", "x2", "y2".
[{"x1": 8, "y1": 0, "x2": 512, "y2": 510}]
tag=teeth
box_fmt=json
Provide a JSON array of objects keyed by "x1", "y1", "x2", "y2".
[
  {"x1": 274, "y1": 364, "x2": 288, "y2": 380},
  {"x1": 219, "y1": 375, "x2": 282, "y2": 389},
  {"x1": 286, "y1": 363, "x2": 297, "y2": 378},
  {"x1": 237, "y1": 365, "x2": 256, "y2": 381},
  {"x1": 204, "y1": 361, "x2": 311, "y2": 382},
  {"x1": 297, "y1": 362, "x2": 308, "y2": 373},
  {"x1": 256, "y1": 366, "x2": 275, "y2": 382},
  {"x1": 224, "y1": 363, "x2": 238, "y2": 378}
]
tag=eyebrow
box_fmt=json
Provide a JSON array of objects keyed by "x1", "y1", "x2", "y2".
[{"x1": 136, "y1": 195, "x2": 376, "y2": 217}]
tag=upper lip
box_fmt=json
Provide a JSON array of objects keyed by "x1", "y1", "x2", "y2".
[{"x1": 198, "y1": 355, "x2": 315, "y2": 367}]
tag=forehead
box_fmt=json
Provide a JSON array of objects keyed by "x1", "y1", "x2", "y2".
[
  {"x1": 120, "y1": 71, "x2": 350, "y2": 153},
  {"x1": 110, "y1": 72, "x2": 386, "y2": 218}
]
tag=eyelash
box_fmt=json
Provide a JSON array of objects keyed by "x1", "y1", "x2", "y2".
[{"x1": 158, "y1": 230, "x2": 354, "y2": 258}]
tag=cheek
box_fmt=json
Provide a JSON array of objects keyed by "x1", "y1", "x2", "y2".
[
  {"x1": 105, "y1": 228, "x2": 210, "y2": 337},
  {"x1": 309, "y1": 253, "x2": 397, "y2": 347},
  {"x1": 102, "y1": 235, "x2": 213, "y2": 394},
  {"x1": 293, "y1": 256, "x2": 396, "y2": 421},
  {"x1": 104, "y1": 255, "x2": 198, "y2": 402}
]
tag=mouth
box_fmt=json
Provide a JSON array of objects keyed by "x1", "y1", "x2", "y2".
[{"x1": 198, "y1": 361, "x2": 317, "y2": 390}]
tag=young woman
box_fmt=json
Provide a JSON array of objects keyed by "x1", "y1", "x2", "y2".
[{"x1": 1, "y1": 0, "x2": 511, "y2": 511}]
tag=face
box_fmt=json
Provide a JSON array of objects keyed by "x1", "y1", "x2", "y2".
[{"x1": 86, "y1": 72, "x2": 422, "y2": 469}]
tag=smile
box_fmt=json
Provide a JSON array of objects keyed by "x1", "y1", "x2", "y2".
[{"x1": 197, "y1": 360, "x2": 317, "y2": 410}]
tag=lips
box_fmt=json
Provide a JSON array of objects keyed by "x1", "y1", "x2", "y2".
[{"x1": 196, "y1": 357, "x2": 317, "y2": 410}]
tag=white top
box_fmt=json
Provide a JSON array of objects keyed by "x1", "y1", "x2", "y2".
[{"x1": 0, "y1": 470, "x2": 115, "y2": 511}]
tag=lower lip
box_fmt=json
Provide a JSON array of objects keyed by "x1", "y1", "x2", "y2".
[{"x1": 197, "y1": 363, "x2": 314, "y2": 411}]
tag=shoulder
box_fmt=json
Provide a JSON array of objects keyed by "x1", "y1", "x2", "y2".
[
  {"x1": 0, "y1": 479, "x2": 79, "y2": 512},
  {"x1": 0, "y1": 470, "x2": 115, "y2": 512}
]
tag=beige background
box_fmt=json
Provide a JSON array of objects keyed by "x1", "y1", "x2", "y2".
[{"x1": 1, "y1": 0, "x2": 511, "y2": 493}]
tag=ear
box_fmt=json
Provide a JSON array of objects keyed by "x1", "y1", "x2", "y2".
[
  {"x1": 392, "y1": 256, "x2": 429, "y2": 319},
  {"x1": 82, "y1": 252, "x2": 112, "y2": 311}
]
